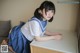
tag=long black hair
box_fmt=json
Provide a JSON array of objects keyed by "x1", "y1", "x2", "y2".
[{"x1": 34, "y1": 1, "x2": 55, "y2": 22}]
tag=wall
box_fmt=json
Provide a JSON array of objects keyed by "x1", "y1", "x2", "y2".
[
  {"x1": 47, "y1": 0, "x2": 79, "y2": 31},
  {"x1": 0, "y1": 0, "x2": 79, "y2": 31},
  {"x1": 0, "y1": 0, "x2": 2, "y2": 16}
]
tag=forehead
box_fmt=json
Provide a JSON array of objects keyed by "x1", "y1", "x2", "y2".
[{"x1": 45, "y1": 9, "x2": 54, "y2": 13}]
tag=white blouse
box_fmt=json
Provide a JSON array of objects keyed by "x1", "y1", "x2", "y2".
[{"x1": 21, "y1": 20, "x2": 45, "y2": 41}]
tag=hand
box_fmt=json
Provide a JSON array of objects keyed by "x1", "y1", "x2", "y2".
[{"x1": 53, "y1": 35, "x2": 62, "y2": 40}]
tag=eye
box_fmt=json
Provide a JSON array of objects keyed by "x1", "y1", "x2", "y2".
[
  {"x1": 47, "y1": 10, "x2": 54, "y2": 13},
  {"x1": 51, "y1": 10, "x2": 54, "y2": 13}
]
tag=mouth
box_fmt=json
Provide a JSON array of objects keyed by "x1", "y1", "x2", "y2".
[{"x1": 47, "y1": 17, "x2": 51, "y2": 19}]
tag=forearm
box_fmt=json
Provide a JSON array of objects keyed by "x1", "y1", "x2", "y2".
[
  {"x1": 45, "y1": 30, "x2": 53, "y2": 36},
  {"x1": 45, "y1": 30, "x2": 62, "y2": 36},
  {"x1": 34, "y1": 36, "x2": 55, "y2": 41}
]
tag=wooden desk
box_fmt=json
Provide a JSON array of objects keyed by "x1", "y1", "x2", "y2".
[{"x1": 30, "y1": 31, "x2": 78, "y2": 53}]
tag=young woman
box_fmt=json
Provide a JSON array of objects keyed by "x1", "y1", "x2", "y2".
[{"x1": 1, "y1": 1, "x2": 62, "y2": 53}]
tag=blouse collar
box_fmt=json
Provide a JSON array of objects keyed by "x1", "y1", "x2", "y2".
[{"x1": 31, "y1": 17, "x2": 47, "y2": 32}]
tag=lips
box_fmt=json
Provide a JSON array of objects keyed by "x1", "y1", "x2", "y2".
[{"x1": 47, "y1": 17, "x2": 51, "y2": 18}]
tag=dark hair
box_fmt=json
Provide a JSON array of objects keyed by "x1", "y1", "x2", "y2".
[{"x1": 34, "y1": 1, "x2": 55, "y2": 22}]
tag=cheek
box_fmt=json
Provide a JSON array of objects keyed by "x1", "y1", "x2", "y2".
[
  {"x1": 50, "y1": 13, "x2": 54, "y2": 16},
  {"x1": 47, "y1": 14, "x2": 53, "y2": 18},
  {"x1": 42, "y1": 12, "x2": 47, "y2": 18}
]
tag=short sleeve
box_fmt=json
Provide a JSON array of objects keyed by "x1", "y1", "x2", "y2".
[{"x1": 29, "y1": 20, "x2": 42, "y2": 36}]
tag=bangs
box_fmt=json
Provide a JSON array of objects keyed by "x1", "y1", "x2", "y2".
[{"x1": 45, "y1": 6, "x2": 55, "y2": 11}]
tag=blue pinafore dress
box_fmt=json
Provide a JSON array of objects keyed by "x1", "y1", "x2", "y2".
[{"x1": 8, "y1": 17, "x2": 47, "y2": 53}]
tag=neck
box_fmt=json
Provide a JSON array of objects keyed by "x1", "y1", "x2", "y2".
[{"x1": 41, "y1": 17, "x2": 46, "y2": 21}]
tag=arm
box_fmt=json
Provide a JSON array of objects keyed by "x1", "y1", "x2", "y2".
[
  {"x1": 30, "y1": 21, "x2": 62, "y2": 41},
  {"x1": 44, "y1": 30, "x2": 62, "y2": 36},
  {"x1": 34, "y1": 35, "x2": 62, "y2": 41},
  {"x1": 34, "y1": 36, "x2": 55, "y2": 41}
]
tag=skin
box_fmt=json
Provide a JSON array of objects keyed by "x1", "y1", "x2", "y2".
[
  {"x1": 35, "y1": 8, "x2": 62, "y2": 41},
  {"x1": 1, "y1": 39, "x2": 15, "y2": 53}
]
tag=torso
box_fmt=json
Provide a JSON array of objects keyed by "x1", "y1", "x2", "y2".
[{"x1": 21, "y1": 17, "x2": 47, "y2": 41}]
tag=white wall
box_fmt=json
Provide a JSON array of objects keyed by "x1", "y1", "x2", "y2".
[{"x1": 0, "y1": 0, "x2": 79, "y2": 31}]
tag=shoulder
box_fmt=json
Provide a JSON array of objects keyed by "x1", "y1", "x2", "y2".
[
  {"x1": 29, "y1": 16, "x2": 40, "y2": 25},
  {"x1": 30, "y1": 20, "x2": 40, "y2": 26}
]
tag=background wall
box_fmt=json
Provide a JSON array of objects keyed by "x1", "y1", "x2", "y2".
[
  {"x1": 0, "y1": 0, "x2": 79, "y2": 32},
  {"x1": 0, "y1": 0, "x2": 2, "y2": 16}
]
